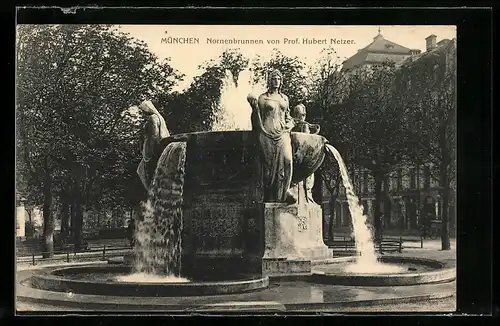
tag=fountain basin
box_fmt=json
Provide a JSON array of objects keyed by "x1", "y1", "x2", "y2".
[
  {"x1": 160, "y1": 130, "x2": 327, "y2": 186},
  {"x1": 29, "y1": 264, "x2": 269, "y2": 297},
  {"x1": 145, "y1": 130, "x2": 329, "y2": 274},
  {"x1": 311, "y1": 256, "x2": 456, "y2": 286}
]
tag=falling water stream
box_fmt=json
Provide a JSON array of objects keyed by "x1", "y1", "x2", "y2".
[
  {"x1": 325, "y1": 145, "x2": 405, "y2": 273},
  {"x1": 118, "y1": 142, "x2": 190, "y2": 283}
]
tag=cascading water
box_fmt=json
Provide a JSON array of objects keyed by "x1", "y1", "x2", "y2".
[
  {"x1": 212, "y1": 69, "x2": 266, "y2": 131},
  {"x1": 118, "y1": 141, "x2": 190, "y2": 283},
  {"x1": 325, "y1": 144, "x2": 405, "y2": 273}
]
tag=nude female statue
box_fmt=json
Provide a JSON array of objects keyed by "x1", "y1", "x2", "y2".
[{"x1": 247, "y1": 69, "x2": 297, "y2": 204}]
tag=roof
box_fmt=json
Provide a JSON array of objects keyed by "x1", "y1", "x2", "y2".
[
  {"x1": 342, "y1": 33, "x2": 415, "y2": 71},
  {"x1": 359, "y1": 34, "x2": 413, "y2": 54},
  {"x1": 396, "y1": 38, "x2": 456, "y2": 68}
]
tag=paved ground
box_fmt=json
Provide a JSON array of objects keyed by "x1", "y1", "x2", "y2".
[
  {"x1": 327, "y1": 295, "x2": 455, "y2": 312},
  {"x1": 16, "y1": 295, "x2": 456, "y2": 313},
  {"x1": 16, "y1": 239, "x2": 456, "y2": 313}
]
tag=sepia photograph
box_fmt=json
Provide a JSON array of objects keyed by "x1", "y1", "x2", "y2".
[{"x1": 15, "y1": 23, "x2": 458, "y2": 313}]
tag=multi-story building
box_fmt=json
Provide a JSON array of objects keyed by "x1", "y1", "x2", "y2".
[
  {"x1": 341, "y1": 30, "x2": 421, "y2": 75},
  {"x1": 320, "y1": 31, "x2": 456, "y2": 236}
]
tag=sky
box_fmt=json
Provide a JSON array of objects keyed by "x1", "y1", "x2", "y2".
[{"x1": 117, "y1": 25, "x2": 456, "y2": 92}]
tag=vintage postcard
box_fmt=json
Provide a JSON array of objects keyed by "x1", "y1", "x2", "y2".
[{"x1": 15, "y1": 23, "x2": 457, "y2": 313}]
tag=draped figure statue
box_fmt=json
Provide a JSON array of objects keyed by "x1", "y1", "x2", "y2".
[
  {"x1": 247, "y1": 70, "x2": 297, "y2": 204},
  {"x1": 291, "y1": 104, "x2": 320, "y2": 203},
  {"x1": 136, "y1": 100, "x2": 170, "y2": 190}
]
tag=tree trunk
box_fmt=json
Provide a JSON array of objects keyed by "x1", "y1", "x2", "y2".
[
  {"x1": 25, "y1": 208, "x2": 34, "y2": 238},
  {"x1": 383, "y1": 178, "x2": 391, "y2": 229},
  {"x1": 60, "y1": 196, "x2": 70, "y2": 240},
  {"x1": 74, "y1": 199, "x2": 83, "y2": 251},
  {"x1": 373, "y1": 170, "x2": 383, "y2": 241},
  {"x1": 71, "y1": 164, "x2": 85, "y2": 251},
  {"x1": 335, "y1": 202, "x2": 342, "y2": 228},
  {"x1": 399, "y1": 202, "x2": 405, "y2": 229},
  {"x1": 70, "y1": 203, "x2": 75, "y2": 236},
  {"x1": 328, "y1": 196, "x2": 337, "y2": 241},
  {"x1": 27, "y1": 208, "x2": 33, "y2": 223},
  {"x1": 42, "y1": 167, "x2": 54, "y2": 259},
  {"x1": 440, "y1": 159, "x2": 451, "y2": 250},
  {"x1": 73, "y1": 179, "x2": 83, "y2": 251}
]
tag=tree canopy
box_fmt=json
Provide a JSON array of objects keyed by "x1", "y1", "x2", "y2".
[{"x1": 16, "y1": 24, "x2": 183, "y2": 252}]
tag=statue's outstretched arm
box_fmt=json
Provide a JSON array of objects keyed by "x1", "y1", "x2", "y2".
[
  {"x1": 248, "y1": 94, "x2": 263, "y2": 132},
  {"x1": 282, "y1": 95, "x2": 296, "y2": 130}
]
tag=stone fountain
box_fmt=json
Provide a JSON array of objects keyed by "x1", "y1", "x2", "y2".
[
  {"x1": 16, "y1": 71, "x2": 456, "y2": 311},
  {"x1": 144, "y1": 129, "x2": 332, "y2": 278}
]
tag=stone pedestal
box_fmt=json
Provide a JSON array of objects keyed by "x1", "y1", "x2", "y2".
[
  {"x1": 261, "y1": 198, "x2": 331, "y2": 276},
  {"x1": 262, "y1": 258, "x2": 311, "y2": 276}
]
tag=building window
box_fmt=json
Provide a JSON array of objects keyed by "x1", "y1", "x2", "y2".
[
  {"x1": 410, "y1": 168, "x2": 416, "y2": 189},
  {"x1": 424, "y1": 165, "x2": 430, "y2": 189}
]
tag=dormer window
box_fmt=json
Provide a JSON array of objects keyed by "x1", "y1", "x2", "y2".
[{"x1": 385, "y1": 44, "x2": 394, "y2": 49}]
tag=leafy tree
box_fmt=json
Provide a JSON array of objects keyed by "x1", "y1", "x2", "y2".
[
  {"x1": 16, "y1": 24, "x2": 182, "y2": 255},
  {"x1": 337, "y1": 61, "x2": 409, "y2": 240},
  {"x1": 305, "y1": 47, "x2": 347, "y2": 112},
  {"x1": 219, "y1": 49, "x2": 249, "y2": 87}
]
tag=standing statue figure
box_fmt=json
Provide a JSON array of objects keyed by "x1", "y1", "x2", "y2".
[
  {"x1": 136, "y1": 100, "x2": 170, "y2": 190},
  {"x1": 247, "y1": 69, "x2": 297, "y2": 204},
  {"x1": 291, "y1": 104, "x2": 320, "y2": 203}
]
